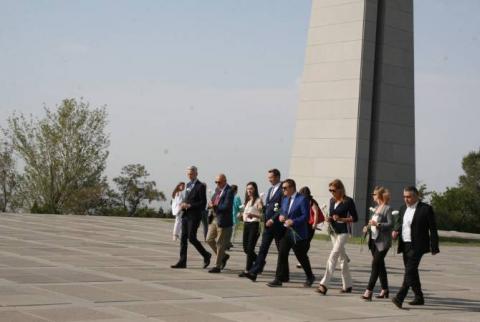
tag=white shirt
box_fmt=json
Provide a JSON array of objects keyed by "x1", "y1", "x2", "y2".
[
  {"x1": 402, "y1": 202, "x2": 418, "y2": 242},
  {"x1": 270, "y1": 182, "x2": 281, "y2": 199},
  {"x1": 288, "y1": 192, "x2": 297, "y2": 214},
  {"x1": 242, "y1": 198, "x2": 261, "y2": 223}
]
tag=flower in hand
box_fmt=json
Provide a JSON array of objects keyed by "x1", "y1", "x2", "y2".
[
  {"x1": 332, "y1": 214, "x2": 339, "y2": 222},
  {"x1": 284, "y1": 219, "x2": 293, "y2": 227},
  {"x1": 369, "y1": 219, "x2": 378, "y2": 227}
]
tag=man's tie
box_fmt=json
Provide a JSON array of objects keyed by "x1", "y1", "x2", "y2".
[{"x1": 287, "y1": 196, "x2": 292, "y2": 216}]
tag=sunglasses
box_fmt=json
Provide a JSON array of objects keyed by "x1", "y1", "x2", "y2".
[
  {"x1": 282, "y1": 186, "x2": 290, "y2": 190},
  {"x1": 215, "y1": 181, "x2": 220, "y2": 184},
  {"x1": 329, "y1": 189, "x2": 336, "y2": 193}
]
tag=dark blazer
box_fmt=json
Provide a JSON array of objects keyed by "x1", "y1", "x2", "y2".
[
  {"x1": 368, "y1": 205, "x2": 393, "y2": 252},
  {"x1": 330, "y1": 197, "x2": 358, "y2": 234},
  {"x1": 213, "y1": 184, "x2": 234, "y2": 228},
  {"x1": 394, "y1": 201, "x2": 440, "y2": 255},
  {"x1": 264, "y1": 185, "x2": 285, "y2": 230},
  {"x1": 183, "y1": 180, "x2": 207, "y2": 219},
  {"x1": 281, "y1": 193, "x2": 310, "y2": 240}
]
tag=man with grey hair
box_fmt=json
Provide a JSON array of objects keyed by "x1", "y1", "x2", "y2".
[
  {"x1": 206, "y1": 173, "x2": 234, "y2": 273},
  {"x1": 391, "y1": 186, "x2": 439, "y2": 308},
  {"x1": 171, "y1": 166, "x2": 212, "y2": 269}
]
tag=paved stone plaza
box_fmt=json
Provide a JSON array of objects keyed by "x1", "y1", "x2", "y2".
[{"x1": 0, "y1": 214, "x2": 478, "y2": 322}]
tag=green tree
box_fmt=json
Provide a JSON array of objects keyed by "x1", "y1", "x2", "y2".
[
  {"x1": 112, "y1": 164, "x2": 165, "y2": 216},
  {"x1": 431, "y1": 149, "x2": 480, "y2": 233},
  {"x1": 0, "y1": 141, "x2": 17, "y2": 212},
  {"x1": 7, "y1": 98, "x2": 109, "y2": 214}
]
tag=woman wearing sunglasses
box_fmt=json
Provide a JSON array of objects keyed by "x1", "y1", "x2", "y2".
[{"x1": 317, "y1": 179, "x2": 358, "y2": 295}]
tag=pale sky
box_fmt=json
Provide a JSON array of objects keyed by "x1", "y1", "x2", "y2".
[{"x1": 1, "y1": 0, "x2": 479, "y2": 206}]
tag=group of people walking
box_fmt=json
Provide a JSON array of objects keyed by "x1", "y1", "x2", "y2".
[{"x1": 170, "y1": 166, "x2": 440, "y2": 309}]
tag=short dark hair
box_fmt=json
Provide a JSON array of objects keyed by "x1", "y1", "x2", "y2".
[
  {"x1": 404, "y1": 186, "x2": 419, "y2": 196},
  {"x1": 231, "y1": 185, "x2": 238, "y2": 193},
  {"x1": 282, "y1": 178, "x2": 296, "y2": 190},
  {"x1": 268, "y1": 168, "x2": 281, "y2": 178}
]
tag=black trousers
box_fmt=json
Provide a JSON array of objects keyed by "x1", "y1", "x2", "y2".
[
  {"x1": 367, "y1": 243, "x2": 389, "y2": 291},
  {"x1": 275, "y1": 232, "x2": 313, "y2": 281},
  {"x1": 305, "y1": 225, "x2": 315, "y2": 253},
  {"x1": 242, "y1": 222, "x2": 260, "y2": 271},
  {"x1": 179, "y1": 215, "x2": 210, "y2": 265},
  {"x1": 396, "y1": 242, "x2": 424, "y2": 302},
  {"x1": 249, "y1": 226, "x2": 287, "y2": 278}
]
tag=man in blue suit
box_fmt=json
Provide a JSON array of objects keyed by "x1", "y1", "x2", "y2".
[
  {"x1": 267, "y1": 178, "x2": 315, "y2": 287},
  {"x1": 244, "y1": 169, "x2": 288, "y2": 282},
  {"x1": 206, "y1": 173, "x2": 234, "y2": 273}
]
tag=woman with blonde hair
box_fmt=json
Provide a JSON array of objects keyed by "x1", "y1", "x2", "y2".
[
  {"x1": 361, "y1": 186, "x2": 393, "y2": 300},
  {"x1": 317, "y1": 179, "x2": 358, "y2": 295}
]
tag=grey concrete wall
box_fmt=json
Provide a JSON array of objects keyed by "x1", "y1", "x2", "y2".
[{"x1": 289, "y1": 0, "x2": 415, "y2": 235}]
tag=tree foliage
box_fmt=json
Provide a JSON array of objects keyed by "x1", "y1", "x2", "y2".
[
  {"x1": 112, "y1": 164, "x2": 165, "y2": 216},
  {"x1": 7, "y1": 99, "x2": 109, "y2": 214},
  {"x1": 431, "y1": 149, "x2": 480, "y2": 233},
  {"x1": 0, "y1": 140, "x2": 18, "y2": 212}
]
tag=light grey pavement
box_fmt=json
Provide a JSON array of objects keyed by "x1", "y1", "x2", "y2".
[{"x1": 0, "y1": 213, "x2": 479, "y2": 322}]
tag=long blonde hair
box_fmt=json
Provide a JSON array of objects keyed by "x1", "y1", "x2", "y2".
[{"x1": 329, "y1": 179, "x2": 346, "y2": 201}]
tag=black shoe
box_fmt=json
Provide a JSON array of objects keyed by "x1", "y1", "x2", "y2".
[
  {"x1": 171, "y1": 263, "x2": 186, "y2": 269},
  {"x1": 316, "y1": 284, "x2": 328, "y2": 295},
  {"x1": 279, "y1": 276, "x2": 290, "y2": 283},
  {"x1": 203, "y1": 253, "x2": 212, "y2": 269},
  {"x1": 267, "y1": 280, "x2": 283, "y2": 287},
  {"x1": 361, "y1": 290, "x2": 373, "y2": 301},
  {"x1": 340, "y1": 287, "x2": 352, "y2": 293},
  {"x1": 208, "y1": 267, "x2": 221, "y2": 273},
  {"x1": 304, "y1": 276, "x2": 315, "y2": 288},
  {"x1": 238, "y1": 271, "x2": 247, "y2": 278},
  {"x1": 221, "y1": 254, "x2": 230, "y2": 270},
  {"x1": 392, "y1": 297, "x2": 403, "y2": 309},
  {"x1": 408, "y1": 298, "x2": 424, "y2": 306},
  {"x1": 245, "y1": 272, "x2": 257, "y2": 282},
  {"x1": 375, "y1": 289, "x2": 389, "y2": 299}
]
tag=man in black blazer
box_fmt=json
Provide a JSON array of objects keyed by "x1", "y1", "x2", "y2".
[
  {"x1": 391, "y1": 186, "x2": 440, "y2": 308},
  {"x1": 206, "y1": 173, "x2": 234, "y2": 273},
  {"x1": 171, "y1": 166, "x2": 212, "y2": 269},
  {"x1": 244, "y1": 169, "x2": 287, "y2": 282}
]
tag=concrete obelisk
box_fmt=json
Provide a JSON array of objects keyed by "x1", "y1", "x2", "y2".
[{"x1": 289, "y1": 0, "x2": 415, "y2": 235}]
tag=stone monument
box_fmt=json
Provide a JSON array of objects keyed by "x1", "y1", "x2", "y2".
[{"x1": 289, "y1": 0, "x2": 415, "y2": 234}]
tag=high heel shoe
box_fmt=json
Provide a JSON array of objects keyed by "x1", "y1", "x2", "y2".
[
  {"x1": 316, "y1": 284, "x2": 328, "y2": 295},
  {"x1": 340, "y1": 287, "x2": 352, "y2": 293},
  {"x1": 361, "y1": 290, "x2": 372, "y2": 301},
  {"x1": 375, "y1": 289, "x2": 389, "y2": 299}
]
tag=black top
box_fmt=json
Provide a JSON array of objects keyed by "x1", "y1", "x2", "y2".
[{"x1": 329, "y1": 196, "x2": 358, "y2": 234}]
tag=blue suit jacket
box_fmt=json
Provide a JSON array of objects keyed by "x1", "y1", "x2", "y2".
[
  {"x1": 281, "y1": 194, "x2": 309, "y2": 240},
  {"x1": 212, "y1": 184, "x2": 234, "y2": 228},
  {"x1": 264, "y1": 185, "x2": 285, "y2": 231}
]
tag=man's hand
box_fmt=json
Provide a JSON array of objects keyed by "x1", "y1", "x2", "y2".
[
  {"x1": 266, "y1": 219, "x2": 274, "y2": 227},
  {"x1": 208, "y1": 201, "x2": 214, "y2": 208},
  {"x1": 392, "y1": 231, "x2": 399, "y2": 240},
  {"x1": 180, "y1": 202, "x2": 189, "y2": 210},
  {"x1": 279, "y1": 215, "x2": 286, "y2": 223},
  {"x1": 285, "y1": 219, "x2": 293, "y2": 227}
]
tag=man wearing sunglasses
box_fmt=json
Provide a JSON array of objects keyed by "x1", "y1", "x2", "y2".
[
  {"x1": 206, "y1": 174, "x2": 234, "y2": 273},
  {"x1": 267, "y1": 179, "x2": 315, "y2": 288}
]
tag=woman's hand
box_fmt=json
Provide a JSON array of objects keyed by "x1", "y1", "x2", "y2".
[
  {"x1": 285, "y1": 219, "x2": 293, "y2": 227},
  {"x1": 369, "y1": 220, "x2": 377, "y2": 227},
  {"x1": 279, "y1": 215, "x2": 286, "y2": 223},
  {"x1": 332, "y1": 214, "x2": 340, "y2": 222},
  {"x1": 362, "y1": 225, "x2": 368, "y2": 234}
]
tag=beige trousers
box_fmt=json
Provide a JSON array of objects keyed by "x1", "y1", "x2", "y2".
[
  {"x1": 320, "y1": 233, "x2": 353, "y2": 289},
  {"x1": 206, "y1": 219, "x2": 232, "y2": 269}
]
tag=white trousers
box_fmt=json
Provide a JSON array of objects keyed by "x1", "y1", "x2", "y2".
[
  {"x1": 173, "y1": 215, "x2": 182, "y2": 239},
  {"x1": 320, "y1": 233, "x2": 352, "y2": 289}
]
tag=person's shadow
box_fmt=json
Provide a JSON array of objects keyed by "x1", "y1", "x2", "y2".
[{"x1": 405, "y1": 294, "x2": 480, "y2": 313}]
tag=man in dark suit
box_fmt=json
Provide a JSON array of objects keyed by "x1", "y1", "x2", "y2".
[
  {"x1": 206, "y1": 174, "x2": 234, "y2": 273},
  {"x1": 267, "y1": 178, "x2": 315, "y2": 288},
  {"x1": 391, "y1": 186, "x2": 440, "y2": 308},
  {"x1": 171, "y1": 166, "x2": 212, "y2": 269},
  {"x1": 244, "y1": 169, "x2": 287, "y2": 282}
]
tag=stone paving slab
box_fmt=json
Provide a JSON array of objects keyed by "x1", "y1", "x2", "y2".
[{"x1": 0, "y1": 213, "x2": 479, "y2": 322}]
